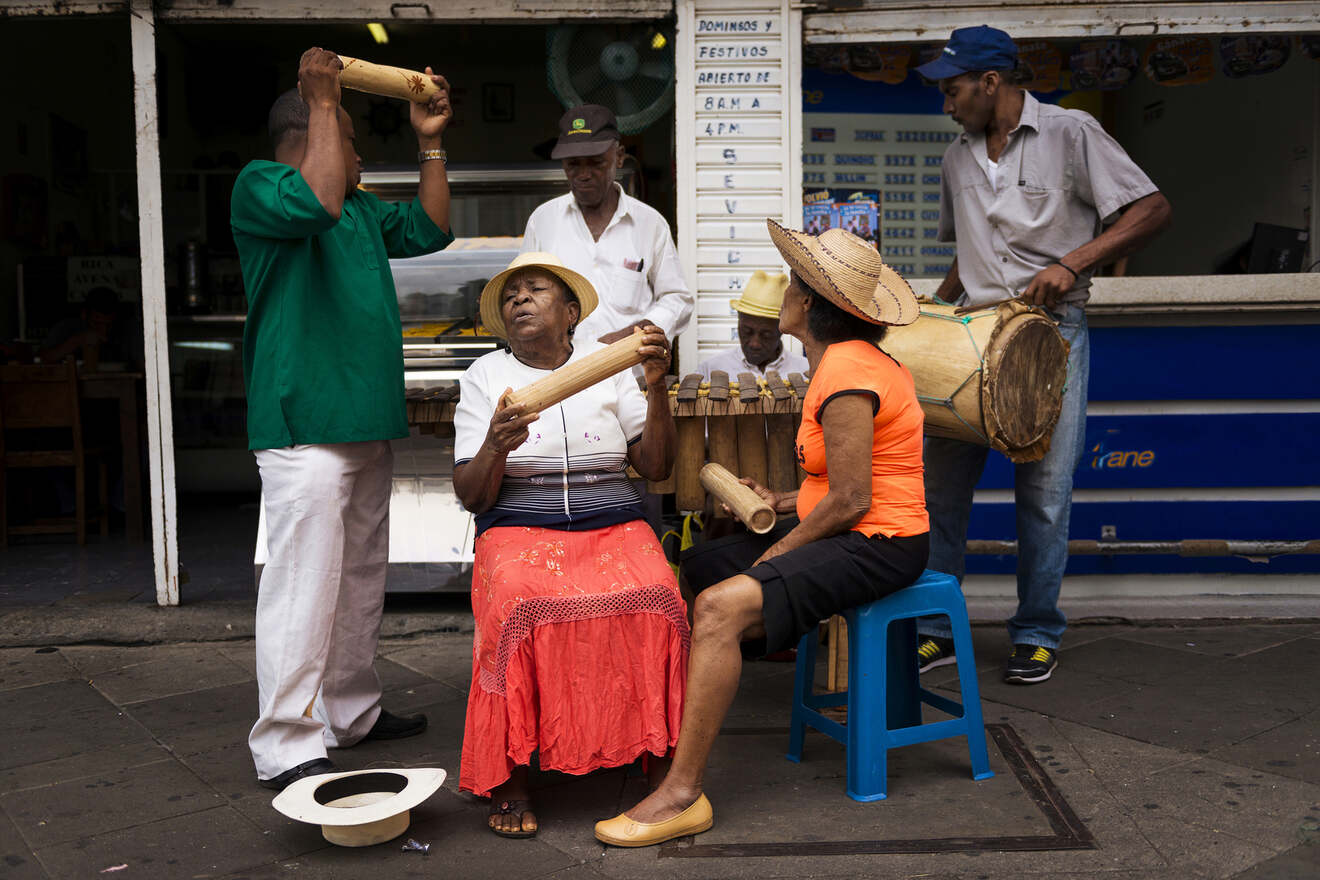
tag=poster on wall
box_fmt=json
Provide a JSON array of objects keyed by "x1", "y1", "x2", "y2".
[
  {"x1": 1141, "y1": 36, "x2": 1215, "y2": 86},
  {"x1": 837, "y1": 197, "x2": 879, "y2": 247},
  {"x1": 68, "y1": 256, "x2": 141, "y2": 303},
  {"x1": 1014, "y1": 41, "x2": 1063, "y2": 92},
  {"x1": 1068, "y1": 40, "x2": 1139, "y2": 90},
  {"x1": 803, "y1": 190, "x2": 837, "y2": 235},
  {"x1": 1219, "y1": 36, "x2": 1291, "y2": 78}
]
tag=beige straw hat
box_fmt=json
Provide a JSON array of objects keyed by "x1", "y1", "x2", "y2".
[
  {"x1": 479, "y1": 252, "x2": 599, "y2": 338},
  {"x1": 271, "y1": 767, "x2": 446, "y2": 847},
  {"x1": 730, "y1": 271, "x2": 790, "y2": 319},
  {"x1": 766, "y1": 219, "x2": 919, "y2": 326}
]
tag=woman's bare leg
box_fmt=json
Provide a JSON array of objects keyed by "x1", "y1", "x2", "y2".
[
  {"x1": 646, "y1": 755, "x2": 671, "y2": 792},
  {"x1": 622, "y1": 574, "x2": 765, "y2": 823}
]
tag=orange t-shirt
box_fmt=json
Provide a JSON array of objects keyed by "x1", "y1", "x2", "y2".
[{"x1": 795, "y1": 339, "x2": 929, "y2": 538}]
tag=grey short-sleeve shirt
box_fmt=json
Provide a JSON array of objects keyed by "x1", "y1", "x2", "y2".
[{"x1": 938, "y1": 91, "x2": 1159, "y2": 307}]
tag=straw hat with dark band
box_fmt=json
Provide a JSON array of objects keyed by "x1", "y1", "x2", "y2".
[
  {"x1": 766, "y1": 219, "x2": 919, "y2": 326},
  {"x1": 479, "y1": 252, "x2": 599, "y2": 338}
]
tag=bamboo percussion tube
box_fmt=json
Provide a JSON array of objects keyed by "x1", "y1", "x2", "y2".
[
  {"x1": 337, "y1": 55, "x2": 442, "y2": 103},
  {"x1": 706, "y1": 410, "x2": 740, "y2": 488},
  {"x1": 699, "y1": 462, "x2": 776, "y2": 534},
  {"x1": 765, "y1": 412, "x2": 799, "y2": 494},
  {"x1": 504, "y1": 329, "x2": 648, "y2": 415},
  {"x1": 735, "y1": 413, "x2": 769, "y2": 489},
  {"x1": 675, "y1": 417, "x2": 706, "y2": 511}
]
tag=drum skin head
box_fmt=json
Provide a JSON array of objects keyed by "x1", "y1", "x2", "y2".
[{"x1": 983, "y1": 304, "x2": 1069, "y2": 462}]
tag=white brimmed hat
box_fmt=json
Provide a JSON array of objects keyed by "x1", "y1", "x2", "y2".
[
  {"x1": 271, "y1": 767, "x2": 446, "y2": 847},
  {"x1": 767, "y1": 219, "x2": 919, "y2": 326},
  {"x1": 479, "y1": 252, "x2": 599, "y2": 338},
  {"x1": 730, "y1": 270, "x2": 790, "y2": 319}
]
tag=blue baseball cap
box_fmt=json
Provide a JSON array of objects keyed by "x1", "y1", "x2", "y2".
[{"x1": 915, "y1": 25, "x2": 1018, "y2": 81}]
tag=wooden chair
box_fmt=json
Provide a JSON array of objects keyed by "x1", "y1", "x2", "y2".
[{"x1": 0, "y1": 362, "x2": 108, "y2": 546}]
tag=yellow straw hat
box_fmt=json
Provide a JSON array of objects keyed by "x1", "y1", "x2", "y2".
[
  {"x1": 766, "y1": 219, "x2": 918, "y2": 326},
  {"x1": 479, "y1": 252, "x2": 599, "y2": 338},
  {"x1": 730, "y1": 271, "x2": 790, "y2": 319}
]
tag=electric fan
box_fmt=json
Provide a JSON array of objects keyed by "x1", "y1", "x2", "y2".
[{"x1": 546, "y1": 23, "x2": 676, "y2": 135}]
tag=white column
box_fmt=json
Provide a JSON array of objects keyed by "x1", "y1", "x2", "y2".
[
  {"x1": 674, "y1": 0, "x2": 700, "y2": 372},
  {"x1": 129, "y1": 0, "x2": 180, "y2": 606},
  {"x1": 675, "y1": 0, "x2": 800, "y2": 368}
]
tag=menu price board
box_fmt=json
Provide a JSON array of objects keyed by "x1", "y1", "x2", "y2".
[{"x1": 802, "y1": 110, "x2": 959, "y2": 278}]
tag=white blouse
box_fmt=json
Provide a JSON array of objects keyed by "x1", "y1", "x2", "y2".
[{"x1": 454, "y1": 341, "x2": 650, "y2": 533}]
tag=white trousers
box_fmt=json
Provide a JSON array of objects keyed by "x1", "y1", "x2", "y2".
[{"x1": 248, "y1": 440, "x2": 392, "y2": 780}]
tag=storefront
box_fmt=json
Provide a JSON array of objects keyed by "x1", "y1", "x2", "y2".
[
  {"x1": 674, "y1": 0, "x2": 1320, "y2": 595},
  {"x1": 1, "y1": 0, "x2": 676, "y2": 604},
  {"x1": 5, "y1": 0, "x2": 1317, "y2": 605}
]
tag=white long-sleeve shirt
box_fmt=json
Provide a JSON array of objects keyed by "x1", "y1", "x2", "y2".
[
  {"x1": 696, "y1": 344, "x2": 809, "y2": 382},
  {"x1": 521, "y1": 184, "x2": 693, "y2": 342}
]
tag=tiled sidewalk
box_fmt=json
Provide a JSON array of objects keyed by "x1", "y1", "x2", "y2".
[{"x1": 0, "y1": 622, "x2": 1316, "y2": 880}]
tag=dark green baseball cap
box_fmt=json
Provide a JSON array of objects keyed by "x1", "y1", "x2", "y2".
[{"x1": 550, "y1": 104, "x2": 620, "y2": 159}]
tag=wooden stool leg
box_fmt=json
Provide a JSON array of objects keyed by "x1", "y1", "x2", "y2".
[
  {"x1": 98, "y1": 458, "x2": 109, "y2": 539},
  {"x1": 75, "y1": 461, "x2": 86, "y2": 546},
  {"x1": 826, "y1": 615, "x2": 845, "y2": 692}
]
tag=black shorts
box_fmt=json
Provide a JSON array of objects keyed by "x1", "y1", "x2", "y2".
[{"x1": 681, "y1": 524, "x2": 929, "y2": 656}]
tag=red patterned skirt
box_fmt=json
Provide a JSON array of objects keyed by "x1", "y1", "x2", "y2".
[{"x1": 459, "y1": 520, "x2": 690, "y2": 797}]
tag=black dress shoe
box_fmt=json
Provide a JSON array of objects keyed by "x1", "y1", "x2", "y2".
[
  {"x1": 363, "y1": 709, "x2": 428, "y2": 742},
  {"x1": 258, "y1": 757, "x2": 335, "y2": 791}
]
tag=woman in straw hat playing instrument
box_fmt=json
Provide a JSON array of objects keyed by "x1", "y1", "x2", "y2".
[
  {"x1": 453, "y1": 252, "x2": 688, "y2": 839},
  {"x1": 596, "y1": 222, "x2": 930, "y2": 847}
]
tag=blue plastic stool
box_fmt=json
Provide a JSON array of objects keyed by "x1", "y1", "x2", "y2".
[{"x1": 786, "y1": 569, "x2": 994, "y2": 801}]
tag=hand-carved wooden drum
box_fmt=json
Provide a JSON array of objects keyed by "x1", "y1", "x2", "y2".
[{"x1": 881, "y1": 301, "x2": 1070, "y2": 463}]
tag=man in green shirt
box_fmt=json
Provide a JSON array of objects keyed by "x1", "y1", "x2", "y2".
[{"x1": 232, "y1": 47, "x2": 454, "y2": 790}]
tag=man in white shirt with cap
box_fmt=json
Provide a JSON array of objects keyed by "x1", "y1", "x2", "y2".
[
  {"x1": 521, "y1": 104, "x2": 692, "y2": 347},
  {"x1": 696, "y1": 271, "x2": 808, "y2": 381}
]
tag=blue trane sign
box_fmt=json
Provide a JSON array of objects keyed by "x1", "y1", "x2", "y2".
[{"x1": 964, "y1": 322, "x2": 1320, "y2": 575}]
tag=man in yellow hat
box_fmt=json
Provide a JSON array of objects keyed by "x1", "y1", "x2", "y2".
[{"x1": 696, "y1": 271, "x2": 808, "y2": 381}]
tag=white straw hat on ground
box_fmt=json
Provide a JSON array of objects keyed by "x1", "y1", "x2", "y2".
[
  {"x1": 271, "y1": 767, "x2": 446, "y2": 847},
  {"x1": 766, "y1": 219, "x2": 919, "y2": 326},
  {"x1": 730, "y1": 270, "x2": 791, "y2": 319},
  {"x1": 479, "y1": 252, "x2": 599, "y2": 338}
]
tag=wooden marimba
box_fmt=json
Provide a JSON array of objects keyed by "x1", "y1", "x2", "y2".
[
  {"x1": 651, "y1": 369, "x2": 808, "y2": 513},
  {"x1": 406, "y1": 369, "x2": 810, "y2": 515}
]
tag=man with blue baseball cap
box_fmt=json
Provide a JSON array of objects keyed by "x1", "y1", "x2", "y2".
[{"x1": 914, "y1": 26, "x2": 1172, "y2": 685}]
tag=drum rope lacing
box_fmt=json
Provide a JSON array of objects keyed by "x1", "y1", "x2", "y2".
[{"x1": 911, "y1": 310, "x2": 992, "y2": 445}]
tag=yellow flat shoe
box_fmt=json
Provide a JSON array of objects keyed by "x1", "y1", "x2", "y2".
[{"x1": 594, "y1": 794, "x2": 713, "y2": 847}]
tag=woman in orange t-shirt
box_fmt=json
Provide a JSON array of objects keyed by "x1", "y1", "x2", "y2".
[{"x1": 596, "y1": 222, "x2": 929, "y2": 847}]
